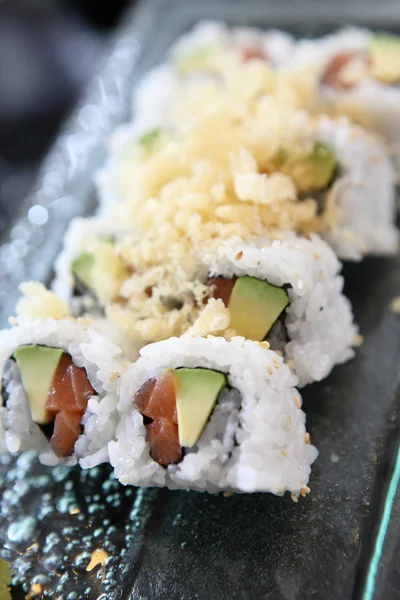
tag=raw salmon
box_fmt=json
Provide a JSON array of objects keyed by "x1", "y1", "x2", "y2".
[
  {"x1": 241, "y1": 46, "x2": 266, "y2": 62},
  {"x1": 133, "y1": 370, "x2": 177, "y2": 423},
  {"x1": 46, "y1": 354, "x2": 94, "y2": 413},
  {"x1": 207, "y1": 277, "x2": 237, "y2": 307},
  {"x1": 322, "y1": 52, "x2": 369, "y2": 89},
  {"x1": 50, "y1": 410, "x2": 82, "y2": 457},
  {"x1": 146, "y1": 418, "x2": 181, "y2": 466}
]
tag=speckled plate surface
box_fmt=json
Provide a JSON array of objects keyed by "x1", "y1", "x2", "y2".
[{"x1": 1, "y1": 1, "x2": 400, "y2": 599}]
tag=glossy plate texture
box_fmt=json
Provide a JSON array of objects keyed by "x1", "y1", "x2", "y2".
[{"x1": 1, "y1": 1, "x2": 400, "y2": 598}]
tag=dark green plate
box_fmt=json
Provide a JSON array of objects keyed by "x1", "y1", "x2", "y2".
[{"x1": 1, "y1": 1, "x2": 400, "y2": 598}]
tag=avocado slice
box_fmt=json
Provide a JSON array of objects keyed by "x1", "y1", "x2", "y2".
[
  {"x1": 137, "y1": 128, "x2": 165, "y2": 154},
  {"x1": 13, "y1": 345, "x2": 64, "y2": 425},
  {"x1": 273, "y1": 141, "x2": 336, "y2": 193},
  {"x1": 71, "y1": 252, "x2": 95, "y2": 291},
  {"x1": 308, "y1": 142, "x2": 337, "y2": 189},
  {"x1": 71, "y1": 237, "x2": 118, "y2": 294},
  {"x1": 370, "y1": 34, "x2": 400, "y2": 84},
  {"x1": 228, "y1": 276, "x2": 289, "y2": 341},
  {"x1": 174, "y1": 368, "x2": 227, "y2": 447}
]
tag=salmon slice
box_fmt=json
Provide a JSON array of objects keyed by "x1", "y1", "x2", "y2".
[
  {"x1": 241, "y1": 46, "x2": 267, "y2": 62},
  {"x1": 46, "y1": 354, "x2": 94, "y2": 413},
  {"x1": 207, "y1": 277, "x2": 237, "y2": 307},
  {"x1": 50, "y1": 410, "x2": 83, "y2": 457},
  {"x1": 321, "y1": 52, "x2": 368, "y2": 89},
  {"x1": 133, "y1": 370, "x2": 177, "y2": 423},
  {"x1": 146, "y1": 418, "x2": 181, "y2": 467}
]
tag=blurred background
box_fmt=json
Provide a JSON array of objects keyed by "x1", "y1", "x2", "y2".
[{"x1": 0, "y1": 0, "x2": 130, "y2": 237}]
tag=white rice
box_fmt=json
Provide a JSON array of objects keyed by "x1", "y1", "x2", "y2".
[
  {"x1": 290, "y1": 27, "x2": 370, "y2": 72},
  {"x1": 108, "y1": 335, "x2": 318, "y2": 496},
  {"x1": 202, "y1": 233, "x2": 357, "y2": 386},
  {"x1": 0, "y1": 317, "x2": 126, "y2": 466},
  {"x1": 316, "y1": 116, "x2": 398, "y2": 259},
  {"x1": 169, "y1": 20, "x2": 295, "y2": 67},
  {"x1": 290, "y1": 27, "x2": 400, "y2": 173}
]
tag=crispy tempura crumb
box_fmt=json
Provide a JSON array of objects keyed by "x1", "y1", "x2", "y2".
[
  {"x1": 86, "y1": 549, "x2": 108, "y2": 572},
  {"x1": 353, "y1": 333, "x2": 364, "y2": 347},
  {"x1": 16, "y1": 281, "x2": 70, "y2": 320}
]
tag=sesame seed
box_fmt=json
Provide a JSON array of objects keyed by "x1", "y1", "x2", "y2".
[
  {"x1": 109, "y1": 372, "x2": 119, "y2": 383},
  {"x1": 223, "y1": 491, "x2": 234, "y2": 497},
  {"x1": 305, "y1": 433, "x2": 310, "y2": 444},
  {"x1": 291, "y1": 493, "x2": 299, "y2": 503},
  {"x1": 267, "y1": 366, "x2": 273, "y2": 375},
  {"x1": 353, "y1": 333, "x2": 364, "y2": 347},
  {"x1": 286, "y1": 416, "x2": 291, "y2": 430},
  {"x1": 294, "y1": 395, "x2": 302, "y2": 409},
  {"x1": 259, "y1": 341, "x2": 270, "y2": 349},
  {"x1": 281, "y1": 449, "x2": 288, "y2": 457},
  {"x1": 235, "y1": 250, "x2": 243, "y2": 260}
]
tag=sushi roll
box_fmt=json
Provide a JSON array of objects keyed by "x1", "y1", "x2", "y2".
[
  {"x1": 291, "y1": 28, "x2": 400, "y2": 172},
  {"x1": 0, "y1": 317, "x2": 125, "y2": 466},
  {"x1": 52, "y1": 224, "x2": 357, "y2": 386},
  {"x1": 198, "y1": 234, "x2": 357, "y2": 386},
  {"x1": 169, "y1": 20, "x2": 295, "y2": 75},
  {"x1": 52, "y1": 217, "x2": 129, "y2": 306},
  {"x1": 108, "y1": 335, "x2": 318, "y2": 496},
  {"x1": 313, "y1": 116, "x2": 397, "y2": 259},
  {"x1": 96, "y1": 46, "x2": 397, "y2": 261}
]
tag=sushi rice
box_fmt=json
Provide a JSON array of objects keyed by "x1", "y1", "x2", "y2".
[
  {"x1": 0, "y1": 317, "x2": 126, "y2": 467},
  {"x1": 200, "y1": 233, "x2": 357, "y2": 385},
  {"x1": 108, "y1": 335, "x2": 318, "y2": 496},
  {"x1": 289, "y1": 27, "x2": 400, "y2": 173}
]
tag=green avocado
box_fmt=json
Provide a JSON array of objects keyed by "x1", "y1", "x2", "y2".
[
  {"x1": 71, "y1": 252, "x2": 95, "y2": 291},
  {"x1": 137, "y1": 128, "x2": 165, "y2": 154},
  {"x1": 228, "y1": 276, "x2": 289, "y2": 341},
  {"x1": 0, "y1": 557, "x2": 12, "y2": 600},
  {"x1": 370, "y1": 34, "x2": 400, "y2": 84},
  {"x1": 274, "y1": 141, "x2": 336, "y2": 193},
  {"x1": 13, "y1": 345, "x2": 64, "y2": 424},
  {"x1": 308, "y1": 142, "x2": 337, "y2": 189},
  {"x1": 71, "y1": 237, "x2": 116, "y2": 293},
  {"x1": 174, "y1": 368, "x2": 227, "y2": 447}
]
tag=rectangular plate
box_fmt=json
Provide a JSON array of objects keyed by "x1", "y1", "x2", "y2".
[{"x1": 1, "y1": 1, "x2": 400, "y2": 598}]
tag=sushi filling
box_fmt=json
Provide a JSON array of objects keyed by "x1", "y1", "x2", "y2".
[
  {"x1": 321, "y1": 36, "x2": 400, "y2": 89},
  {"x1": 133, "y1": 368, "x2": 228, "y2": 467},
  {"x1": 11, "y1": 345, "x2": 94, "y2": 457},
  {"x1": 207, "y1": 275, "x2": 289, "y2": 342},
  {"x1": 70, "y1": 236, "x2": 128, "y2": 304}
]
